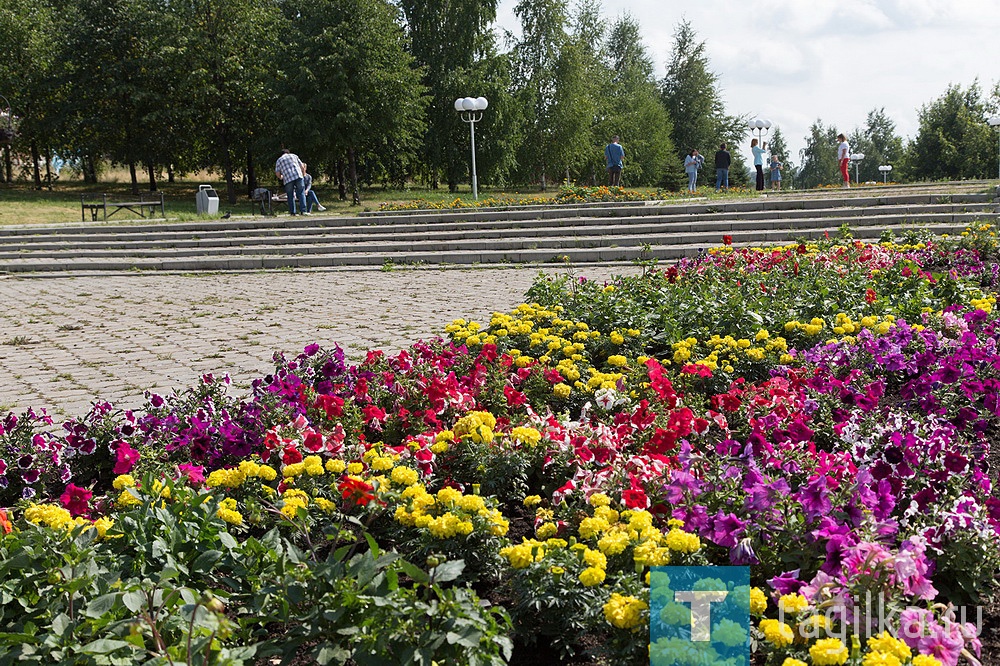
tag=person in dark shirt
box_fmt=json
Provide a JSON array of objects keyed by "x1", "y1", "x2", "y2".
[
  {"x1": 605, "y1": 136, "x2": 625, "y2": 187},
  {"x1": 714, "y1": 143, "x2": 732, "y2": 192}
]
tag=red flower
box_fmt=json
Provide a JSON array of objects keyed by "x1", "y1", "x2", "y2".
[
  {"x1": 622, "y1": 488, "x2": 649, "y2": 509},
  {"x1": 796, "y1": 243, "x2": 807, "y2": 255},
  {"x1": 282, "y1": 446, "x2": 303, "y2": 465},
  {"x1": 303, "y1": 431, "x2": 325, "y2": 453},
  {"x1": 0, "y1": 509, "x2": 10, "y2": 535},
  {"x1": 314, "y1": 394, "x2": 344, "y2": 419},
  {"x1": 681, "y1": 363, "x2": 713, "y2": 378},
  {"x1": 504, "y1": 385, "x2": 528, "y2": 407},
  {"x1": 338, "y1": 477, "x2": 378, "y2": 506},
  {"x1": 60, "y1": 483, "x2": 93, "y2": 517},
  {"x1": 178, "y1": 463, "x2": 205, "y2": 485},
  {"x1": 113, "y1": 441, "x2": 140, "y2": 474},
  {"x1": 722, "y1": 235, "x2": 733, "y2": 246},
  {"x1": 865, "y1": 288, "x2": 877, "y2": 304},
  {"x1": 362, "y1": 405, "x2": 386, "y2": 425}
]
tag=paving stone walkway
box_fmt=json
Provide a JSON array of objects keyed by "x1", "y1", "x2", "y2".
[{"x1": 0, "y1": 265, "x2": 639, "y2": 419}]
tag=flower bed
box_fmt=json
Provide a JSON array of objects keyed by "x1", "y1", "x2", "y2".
[{"x1": 1, "y1": 226, "x2": 999, "y2": 664}]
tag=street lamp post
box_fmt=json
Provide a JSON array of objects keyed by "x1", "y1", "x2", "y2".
[
  {"x1": 878, "y1": 165, "x2": 893, "y2": 184},
  {"x1": 750, "y1": 117, "x2": 772, "y2": 145},
  {"x1": 849, "y1": 153, "x2": 865, "y2": 185},
  {"x1": 455, "y1": 96, "x2": 488, "y2": 200},
  {"x1": 989, "y1": 116, "x2": 1000, "y2": 181}
]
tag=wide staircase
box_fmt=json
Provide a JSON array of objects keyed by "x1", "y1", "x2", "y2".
[{"x1": 0, "y1": 183, "x2": 996, "y2": 273}]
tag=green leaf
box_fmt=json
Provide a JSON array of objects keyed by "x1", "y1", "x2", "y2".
[
  {"x1": 191, "y1": 549, "x2": 223, "y2": 574},
  {"x1": 83, "y1": 593, "x2": 118, "y2": 618},
  {"x1": 81, "y1": 638, "x2": 132, "y2": 654},
  {"x1": 122, "y1": 590, "x2": 146, "y2": 613},
  {"x1": 430, "y1": 560, "x2": 465, "y2": 584}
]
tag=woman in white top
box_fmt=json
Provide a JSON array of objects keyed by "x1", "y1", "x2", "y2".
[{"x1": 837, "y1": 134, "x2": 850, "y2": 188}]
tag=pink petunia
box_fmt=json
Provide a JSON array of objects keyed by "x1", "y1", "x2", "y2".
[
  {"x1": 113, "y1": 441, "x2": 140, "y2": 474},
  {"x1": 60, "y1": 483, "x2": 92, "y2": 517}
]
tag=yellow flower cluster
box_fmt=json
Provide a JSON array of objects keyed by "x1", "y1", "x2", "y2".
[
  {"x1": 395, "y1": 484, "x2": 508, "y2": 539},
  {"x1": 238, "y1": 460, "x2": 278, "y2": 481},
  {"x1": 971, "y1": 295, "x2": 996, "y2": 313},
  {"x1": 283, "y1": 455, "x2": 327, "y2": 478},
  {"x1": 280, "y1": 488, "x2": 310, "y2": 519},
  {"x1": 113, "y1": 474, "x2": 136, "y2": 490},
  {"x1": 809, "y1": 637, "x2": 849, "y2": 665},
  {"x1": 361, "y1": 448, "x2": 398, "y2": 473},
  {"x1": 577, "y1": 507, "x2": 701, "y2": 567},
  {"x1": 216, "y1": 498, "x2": 243, "y2": 525},
  {"x1": 603, "y1": 592, "x2": 648, "y2": 630},
  {"x1": 865, "y1": 632, "x2": 911, "y2": 661},
  {"x1": 777, "y1": 592, "x2": 810, "y2": 615},
  {"x1": 750, "y1": 587, "x2": 768, "y2": 615},
  {"x1": 510, "y1": 426, "x2": 542, "y2": 447},
  {"x1": 453, "y1": 411, "x2": 497, "y2": 444},
  {"x1": 784, "y1": 313, "x2": 898, "y2": 342},
  {"x1": 24, "y1": 503, "x2": 115, "y2": 538},
  {"x1": 758, "y1": 618, "x2": 794, "y2": 648},
  {"x1": 206, "y1": 468, "x2": 246, "y2": 489}
]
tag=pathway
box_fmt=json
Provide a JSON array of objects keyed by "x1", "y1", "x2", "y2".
[{"x1": 0, "y1": 265, "x2": 639, "y2": 419}]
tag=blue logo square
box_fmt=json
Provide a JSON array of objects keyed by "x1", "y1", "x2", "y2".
[{"x1": 649, "y1": 566, "x2": 751, "y2": 665}]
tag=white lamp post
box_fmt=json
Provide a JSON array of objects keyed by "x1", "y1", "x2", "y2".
[
  {"x1": 989, "y1": 116, "x2": 1000, "y2": 181},
  {"x1": 849, "y1": 153, "x2": 865, "y2": 185},
  {"x1": 750, "y1": 117, "x2": 772, "y2": 145},
  {"x1": 878, "y1": 164, "x2": 893, "y2": 184},
  {"x1": 455, "y1": 96, "x2": 488, "y2": 200}
]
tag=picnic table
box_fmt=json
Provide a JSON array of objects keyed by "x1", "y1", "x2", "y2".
[{"x1": 81, "y1": 193, "x2": 165, "y2": 222}]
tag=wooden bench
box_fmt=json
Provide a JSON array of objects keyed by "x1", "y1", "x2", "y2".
[{"x1": 81, "y1": 192, "x2": 165, "y2": 222}]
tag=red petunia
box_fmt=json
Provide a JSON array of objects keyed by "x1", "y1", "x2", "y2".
[
  {"x1": 722, "y1": 235, "x2": 733, "y2": 246},
  {"x1": 113, "y1": 441, "x2": 140, "y2": 474},
  {"x1": 282, "y1": 446, "x2": 303, "y2": 465},
  {"x1": 338, "y1": 477, "x2": 377, "y2": 506},
  {"x1": 60, "y1": 483, "x2": 92, "y2": 517}
]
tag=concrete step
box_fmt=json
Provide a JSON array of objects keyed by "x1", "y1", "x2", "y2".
[
  {"x1": 0, "y1": 211, "x2": 990, "y2": 261},
  {"x1": 0, "y1": 221, "x2": 972, "y2": 273}
]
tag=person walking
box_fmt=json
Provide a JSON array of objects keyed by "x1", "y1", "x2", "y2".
[
  {"x1": 714, "y1": 142, "x2": 731, "y2": 192},
  {"x1": 684, "y1": 149, "x2": 704, "y2": 193},
  {"x1": 837, "y1": 133, "x2": 851, "y2": 188},
  {"x1": 751, "y1": 138, "x2": 767, "y2": 191},
  {"x1": 605, "y1": 136, "x2": 625, "y2": 187},
  {"x1": 769, "y1": 154, "x2": 783, "y2": 191},
  {"x1": 275, "y1": 149, "x2": 309, "y2": 215},
  {"x1": 302, "y1": 163, "x2": 327, "y2": 213}
]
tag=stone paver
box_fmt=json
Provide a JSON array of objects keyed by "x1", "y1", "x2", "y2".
[{"x1": 0, "y1": 266, "x2": 640, "y2": 419}]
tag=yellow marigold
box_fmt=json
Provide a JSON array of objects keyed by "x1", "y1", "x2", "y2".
[
  {"x1": 610, "y1": 331, "x2": 625, "y2": 345},
  {"x1": 437, "y1": 487, "x2": 461, "y2": 505},
  {"x1": 457, "y1": 494, "x2": 486, "y2": 513},
  {"x1": 778, "y1": 593, "x2": 810, "y2": 615},
  {"x1": 582, "y1": 548, "x2": 607, "y2": 570},
  {"x1": 152, "y1": 479, "x2": 171, "y2": 498},
  {"x1": 781, "y1": 660, "x2": 808, "y2": 666},
  {"x1": 579, "y1": 567, "x2": 606, "y2": 587},
  {"x1": 523, "y1": 495, "x2": 542, "y2": 507},
  {"x1": 603, "y1": 592, "x2": 647, "y2": 630},
  {"x1": 553, "y1": 383, "x2": 571, "y2": 398},
  {"x1": 861, "y1": 653, "x2": 901, "y2": 666},
  {"x1": 314, "y1": 497, "x2": 336, "y2": 513},
  {"x1": 347, "y1": 462, "x2": 363, "y2": 475},
  {"x1": 607, "y1": 355, "x2": 627, "y2": 367},
  {"x1": 238, "y1": 460, "x2": 261, "y2": 478},
  {"x1": 390, "y1": 466, "x2": 419, "y2": 486},
  {"x1": 578, "y1": 516, "x2": 610, "y2": 539},
  {"x1": 217, "y1": 507, "x2": 243, "y2": 525},
  {"x1": 866, "y1": 632, "x2": 911, "y2": 660},
  {"x1": 206, "y1": 468, "x2": 246, "y2": 488},
  {"x1": 113, "y1": 474, "x2": 136, "y2": 490},
  {"x1": 24, "y1": 503, "x2": 74, "y2": 530},
  {"x1": 501, "y1": 544, "x2": 534, "y2": 569},
  {"x1": 369, "y1": 456, "x2": 394, "y2": 472},
  {"x1": 633, "y1": 541, "x2": 670, "y2": 566},
  {"x1": 325, "y1": 459, "x2": 346, "y2": 475},
  {"x1": 664, "y1": 528, "x2": 701, "y2": 553},
  {"x1": 911, "y1": 656, "x2": 943, "y2": 666},
  {"x1": 92, "y1": 517, "x2": 114, "y2": 538},
  {"x1": 588, "y1": 492, "x2": 611, "y2": 507},
  {"x1": 117, "y1": 488, "x2": 142, "y2": 508},
  {"x1": 511, "y1": 426, "x2": 542, "y2": 447},
  {"x1": 759, "y1": 619, "x2": 794, "y2": 648},
  {"x1": 597, "y1": 531, "x2": 630, "y2": 556},
  {"x1": 282, "y1": 462, "x2": 305, "y2": 478},
  {"x1": 258, "y1": 465, "x2": 277, "y2": 481},
  {"x1": 809, "y1": 638, "x2": 849, "y2": 666}
]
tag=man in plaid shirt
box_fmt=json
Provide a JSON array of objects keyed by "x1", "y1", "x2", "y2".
[{"x1": 274, "y1": 149, "x2": 308, "y2": 215}]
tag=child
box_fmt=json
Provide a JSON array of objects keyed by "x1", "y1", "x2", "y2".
[{"x1": 769, "y1": 155, "x2": 782, "y2": 191}]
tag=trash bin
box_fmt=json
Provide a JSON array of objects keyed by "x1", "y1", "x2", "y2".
[{"x1": 196, "y1": 184, "x2": 219, "y2": 215}]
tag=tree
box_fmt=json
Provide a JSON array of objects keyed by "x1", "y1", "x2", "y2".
[
  {"x1": 601, "y1": 15, "x2": 681, "y2": 188},
  {"x1": 278, "y1": 0, "x2": 427, "y2": 203},
  {"x1": 398, "y1": 0, "x2": 500, "y2": 191},
  {"x1": 660, "y1": 20, "x2": 745, "y2": 187},
  {"x1": 903, "y1": 82, "x2": 998, "y2": 181},
  {"x1": 797, "y1": 120, "x2": 839, "y2": 189}
]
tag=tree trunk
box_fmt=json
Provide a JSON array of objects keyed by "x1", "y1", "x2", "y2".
[
  {"x1": 147, "y1": 163, "x2": 157, "y2": 191},
  {"x1": 337, "y1": 158, "x2": 347, "y2": 201},
  {"x1": 167, "y1": 164, "x2": 175, "y2": 183},
  {"x1": 128, "y1": 162, "x2": 138, "y2": 195},
  {"x1": 540, "y1": 167, "x2": 547, "y2": 192},
  {"x1": 1, "y1": 145, "x2": 9, "y2": 182},
  {"x1": 218, "y1": 125, "x2": 236, "y2": 205},
  {"x1": 86, "y1": 155, "x2": 97, "y2": 184},
  {"x1": 44, "y1": 149, "x2": 53, "y2": 190},
  {"x1": 246, "y1": 149, "x2": 257, "y2": 194},
  {"x1": 348, "y1": 147, "x2": 360, "y2": 205},
  {"x1": 30, "y1": 143, "x2": 41, "y2": 189}
]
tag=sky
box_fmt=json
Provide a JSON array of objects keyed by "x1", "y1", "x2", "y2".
[{"x1": 494, "y1": 0, "x2": 1000, "y2": 168}]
